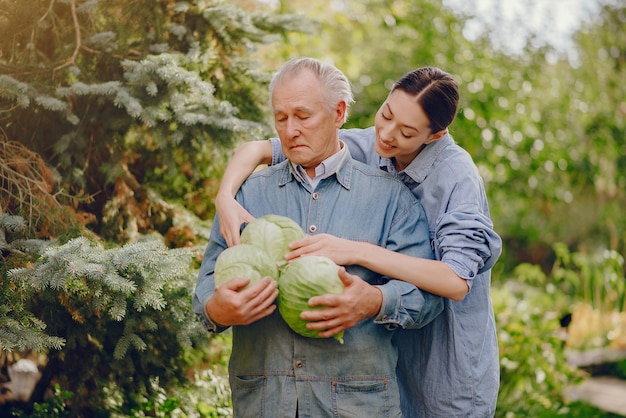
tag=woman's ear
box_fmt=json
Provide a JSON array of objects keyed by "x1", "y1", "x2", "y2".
[{"x1": 425, "y1": 129, "x2": 447, "y2": 144}]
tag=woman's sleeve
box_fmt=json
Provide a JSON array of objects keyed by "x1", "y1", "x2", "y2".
[
  {"x1": 339, "y1": 127, "x2": 379, "y2": 166},
  {"x1": 436, "y1": 204, "x2": 502, "y2": 287},
  {"x1": 269, "y1": 137, "x2": 286, "y2": 165}
]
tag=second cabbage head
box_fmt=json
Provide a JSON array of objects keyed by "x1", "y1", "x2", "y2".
[
  {"x1": 277, "y1": 255, "x2": 345, "y2": 344},
  {"x1": 241, "y1": 214, "x2": 306, "y2": 268}
]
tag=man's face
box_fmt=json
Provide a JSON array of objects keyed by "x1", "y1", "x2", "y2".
[{"x1": 272, "y1": 70, "x2": 345, "y2": 176}]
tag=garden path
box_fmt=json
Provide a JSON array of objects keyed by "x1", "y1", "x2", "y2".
[
  {"x1": 564, "y1": 348, "x2": 626, "y2": 416},
  {"x1": 564, "y1": 376, "x2": 626, "y2": 416}
]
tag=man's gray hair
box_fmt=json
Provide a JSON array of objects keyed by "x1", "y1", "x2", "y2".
[{"x1": 269, "y1": 57, "x2": 355, "y2": 123}]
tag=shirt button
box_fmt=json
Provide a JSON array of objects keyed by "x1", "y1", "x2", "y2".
[
  {"x1": 309, "y1": 225, "x2": 317, "y2": 233},
  {"x1": 295, "y1": 360, "x2": 303, "y2": 368},
  {"x1": 312, "y1": 192, "x2": 319, "y2": 200}
]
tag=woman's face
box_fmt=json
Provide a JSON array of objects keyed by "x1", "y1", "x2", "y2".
[{"x1": 374, "y1": 89, "x2": 444, "y2": 171}]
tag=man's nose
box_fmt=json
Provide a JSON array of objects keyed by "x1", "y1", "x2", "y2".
[{"x1": 286, "y1": 118, "x2": 301, "y2": 137}]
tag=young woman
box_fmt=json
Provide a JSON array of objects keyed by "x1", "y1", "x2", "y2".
[{"x1": 215, "y1": 67, "x2": 502, "y2": 418}]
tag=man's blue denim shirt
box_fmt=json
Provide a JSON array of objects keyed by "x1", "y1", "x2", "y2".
[{"x1": 193, "y1": 147, "x2": 443, "y2": 418}]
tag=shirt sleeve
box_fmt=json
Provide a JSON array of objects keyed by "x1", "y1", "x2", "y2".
[
  {"x1": 375, "y1": 282, "x2": 443, "y2": 330},
  {"x1": 339, "y1": 127, "x2": 379, "y2": 166},
  {"x1": 436, "y1": 203, "x2": 502, "y2": 287},
  {"x1": 269, "y1": 137, "x2": 286, "y2": 165},
  {"x1": 192, "y1": 216, "x2": 230, "y2": 333},
  {"x1": 372, "y1": 191, "x2": 444, "y2": 330}
]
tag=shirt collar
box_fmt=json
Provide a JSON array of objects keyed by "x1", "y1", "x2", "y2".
[
  {"x1": 378, "y1": 134, "x2": 454, "y2": 183},
  {"x1": 290, "y1": 142, "x2": 348, "y2": 189}
]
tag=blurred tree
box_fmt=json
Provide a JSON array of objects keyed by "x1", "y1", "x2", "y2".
[
  {"x1": 568, "y1": 1, "x2": 626, "y2": 252},
  {"x1": 0, "y1": 0, "x2": 312, "y2": 242},
  {"x1": 240, "y1": 0, "x2": 626, "y2": 271},
  {"x1": 464, "y1": 0, "x2": 626, "y2": 268},
  {"x1": 244, "y1": 0, "x2": 479, "y2": 128},
  {"x1": 0, "y1": 0, "x2": 312, "y2": 415}
]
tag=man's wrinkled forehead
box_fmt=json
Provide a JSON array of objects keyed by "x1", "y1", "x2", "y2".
[{"x1": 271, "y1": 70, "x2": 321, "y2": 108}]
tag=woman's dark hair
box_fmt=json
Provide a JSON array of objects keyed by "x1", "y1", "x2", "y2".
[{"x1": 391, "y1": 67, "x2": 459, "y2": 133}]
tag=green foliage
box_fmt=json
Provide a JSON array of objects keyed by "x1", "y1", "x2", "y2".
[
  {"x1": 1, "y1": 214, "x2": 65, "y2": 352},
  {"x1": 551, "y1": 243, "x2": 626, "y2": 314},
  {"x1": 524, "y1": 402, "x2": 625, "y2": 418},
  {"x1": 105, "y1": 333, "x2": 233, "y2": 417},
  {"x1": 0, "y1": 0, "x2": 311, "y2": 237},
  {"x1": 119, "y1": 369, "x2": 233, "y2": 418},
  {"x1": 9, "y1": 384, "x2": 73, "y2": 418},
  {"x1": 547, "y1": 243, "x2": 626, "y2": 351},
  {"x1": 496, "y1": 242, "x2": 626, "y2": 414},
  {"x1": 494, "y1": 279, "x2": 582, "y2": 416},
  {"x1": 5, "y1": 227, "x2": 209, "y2": 416},
  {"x1": 248, "y1": 0, "x2": 626, "y2": 273},
  {"x1": 6, "y1": 369, "x2": 233, "y2": 418},
  {"x1": 187, "y1": 369, "x2": 233, "y2": 418},
  {"x1": 449, "y1": 2, "x2": 626, "y2": 269},
  {"x1": 93, "y1": 372, "x2": 231, "y2": 418}
]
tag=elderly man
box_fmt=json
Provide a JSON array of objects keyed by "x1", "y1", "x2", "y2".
[{"x1": 193, "y1": 57, "x2": 442, "y2": 418}]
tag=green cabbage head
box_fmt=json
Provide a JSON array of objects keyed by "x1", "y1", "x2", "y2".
[
  {"x1": 277, "y1": 255, "x2": 345, "y2": 343},
  {"x1": 241, "y1": 214, "x2": 306, "y2": 268},
  {"x1": 214, "y1": 243, "x2": 279, "y2": 289}
]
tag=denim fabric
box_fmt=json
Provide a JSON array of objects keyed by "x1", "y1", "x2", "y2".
[
  {"x1": 193, "y1": 148, "x2": 443, "y2": 418},
  {"x1": 270, "y1": 128, "x2": 503, "y2": 418}
]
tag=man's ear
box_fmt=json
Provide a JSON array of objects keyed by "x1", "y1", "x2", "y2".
[
  {"x1": 425, "y1": 129, "x2": 447, "y2": 144},
  {"x1": 334, "y1": 101, "x2": 347, "y2": 127}
]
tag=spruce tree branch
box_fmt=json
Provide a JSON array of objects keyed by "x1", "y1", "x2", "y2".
[
  {"x1": 0, "y1": 205, "x2": 5, "y2": 250},
  {"x1": 119, "y1": 162, "x2": 175, "y2": 218},
  {"x1": 37, "y1": 0, "x2": 56, "y2": 26},
  {"x1": 0, "y1": 103, "x2": 19, "y2": 114},
  {"x1": 0, "y1": 131, "x2": 59, "y2": 226},
  {"x1": 53, "y1": 0, "x2": 81, "y2": 74},
  {"x1": 120, "y1": 162, "x2": 147, "y2": 201},
  {"x1": 27, "y1": 0, "x2": 57, "y2": 67}
]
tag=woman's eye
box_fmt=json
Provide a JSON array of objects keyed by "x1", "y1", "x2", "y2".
[
  {"x1": 402, "y1": 132, "x2": 412, "y2": 138},
  {"x1": 382, "y1": 113, "x2": 391, "y2": 120}
]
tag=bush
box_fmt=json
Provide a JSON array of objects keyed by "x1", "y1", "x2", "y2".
[{"x1": 494, "y1": 279, "x2": 582, "y2": 416}]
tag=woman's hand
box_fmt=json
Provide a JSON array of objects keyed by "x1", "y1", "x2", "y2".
[
  {"x1": 285, "y1": 234, "x2": 359, "y2": 266},
  {"x1": 214, "y1": 140, "x2": 272, "y2": 246},
  {"x1": 215, "y1": 191, "x2": 255, "y2": 247}
]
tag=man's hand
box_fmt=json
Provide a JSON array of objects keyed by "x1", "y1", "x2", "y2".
[
  {"x1": 215, "y1": 192, "x2": 255, "y2": 247},
  {"x1": 299, "y1": 267, "x2": 382, "y2": 339},
  {"x1": 206, "y1": 276, "x2": 278, "y2": 326}
]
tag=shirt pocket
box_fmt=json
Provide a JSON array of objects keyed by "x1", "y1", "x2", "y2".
[
  {"x1": 331, "y1": 379, "x2": 400, "y2": 418},
  {"x1": 231, "y1": 374, "x2": 266, "y2": 417}
]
